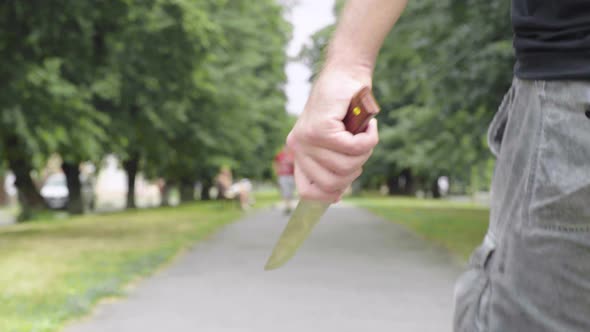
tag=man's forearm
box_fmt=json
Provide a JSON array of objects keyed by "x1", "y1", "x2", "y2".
[
  {"x1": 288, "y1": 1, "x2": 391, "y2": 202},
  {"x1": 325, "y1": 0, "x2": 408, "y2": 77}
]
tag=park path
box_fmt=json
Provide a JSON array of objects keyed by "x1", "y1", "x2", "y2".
[{"x1": 64, "y1": 204, "x2": 463, "y2": 332}]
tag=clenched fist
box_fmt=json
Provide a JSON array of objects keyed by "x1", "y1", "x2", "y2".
[{"x1": 287, "y1": 68, "x2": 379, "y2": 203}]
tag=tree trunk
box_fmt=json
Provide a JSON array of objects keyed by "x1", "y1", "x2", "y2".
[
  {"x1": 62, "y1": 161, "x2": 84, "y2": 214},
  {"x1": 123, "y1": 155, "x2": 139, "y2": 209},
  {"x1": 4, "y1": 135, "x2": 46, "y2": 220},
  {"x1": 200, "y1": 177, "x2": 212, "y2": 201},
  {"x1": 431, "y1": 178, "x2": 441, "y2": 198},
  {"x1": 0, "y1": 174, "x2": 6, "y2": 206},
  {"x1": 386, "y1": 175, "x2": 400, "y2": 196},
  {"x1": 179, "y1": 178, "x2": 194, "y2": 203},
  {"x1": 12, "y1": 164, "x2": 46, "y2": 221},
  {"x1": 400, "y1": 168, "x2": 416, "y2": 196},
  {"x1": 12, "y1": 166, "x2": 45, "y2": 208},
  {"x1": 159, "y1": 181, "x2": 172, "y2": 207}
]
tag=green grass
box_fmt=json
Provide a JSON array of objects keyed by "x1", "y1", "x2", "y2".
[
  {"x1": 253, "y1": 190, "x2": 281, "y2": 208},
  {"x1": 0, "y1": 201, "x2": 244, "y2": 332},
  {"x1": 0, "y1": 205, "x2": 18, "y2": 219},
  {"x1": 348, "y1": 196, "x2": 490, "y2": 262}
]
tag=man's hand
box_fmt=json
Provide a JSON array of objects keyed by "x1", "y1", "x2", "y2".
[
  {"x1": 287, "y1": 68, "x2": 378, "y2": 203},
  {"x1": 286, "y1": 0, "x2": 407, "y2": 203}
]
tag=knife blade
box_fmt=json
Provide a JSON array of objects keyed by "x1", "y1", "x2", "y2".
[{"x1": 265, "y1": 86, "x2": 380, "y2": 270}]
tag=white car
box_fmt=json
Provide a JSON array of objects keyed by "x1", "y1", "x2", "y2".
[
  {"x1": 40, "y1": 173, "x2": 95, "y2": 210},
  {"x1": 40, "y1": 173, "x2": 69, "y2": 209}
]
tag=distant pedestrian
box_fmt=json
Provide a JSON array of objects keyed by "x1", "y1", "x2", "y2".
[
  {"x1": 273, "y1": 147, "x2": 295, "y2": 214},
  {"x1": 215, "y1": 166, "x2": 251, "y2": 210}
]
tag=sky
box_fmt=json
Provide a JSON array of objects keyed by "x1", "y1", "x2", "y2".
[{"x1": 283, "y1": 0, "x2": 335, "y2": 115}]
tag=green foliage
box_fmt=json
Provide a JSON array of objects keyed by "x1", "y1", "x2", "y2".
[
  {"x1": 0, "y1": 1, "x2": 125, "y2": 166},
  {"x1": 145, "y1": 0, "x2": 292, "y2": 183},
  {"x1": 95, "y1": 0, "x2": 224, "y2": 186},
  {"x1": 0, "y1": 0, "x2": 291, "y2": 213},
  {"x1": 212, "y1": 1, "x2": 291, "y2": 179},
  {"x1": 304, "y1": 0, "x2": 514, "y2": 193}
]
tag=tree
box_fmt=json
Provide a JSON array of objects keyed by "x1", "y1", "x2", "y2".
[
  {"x1": 0, "y1": 1, "x2": 127, "y2": 217},
  {"x1": 96, "y1": 0, "x2": 222, "y2": 208},
  {"x1": 206, "y1": 1, "x2": 291, "y2": 181},
  {"x1": 143, "y1": 0, "x2": 291, "y2": 202}
]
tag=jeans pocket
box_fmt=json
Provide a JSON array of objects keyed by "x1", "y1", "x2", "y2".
[
  {"x1": 529, "y1": 88, "x2": 590, "y2": 231},
  {"x1": 454, "y1": 234, "x2": 495, "y2": 332},
  {"x1": 487, "y1": 85, "x2": 515, "y2": 157}
]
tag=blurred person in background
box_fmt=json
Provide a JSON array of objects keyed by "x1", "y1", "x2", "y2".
[
  {"x1": 287, "y1": 0, "x2": 590, "y2": 331},
  {"x1": 273, "y1": 146, "x2": 295, "y2": 214},
  {"x1": 215, "y1": 166, "x2": 252, "y2": 210}
]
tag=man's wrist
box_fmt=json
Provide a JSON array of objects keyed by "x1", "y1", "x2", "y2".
[{"x1": 322, "y1": 55, "x2": 373, "y2": 85}]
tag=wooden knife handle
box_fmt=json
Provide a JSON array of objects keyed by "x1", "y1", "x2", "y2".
[{"x1": 342, "y1": 87, "x2": 380, "y2": 134}]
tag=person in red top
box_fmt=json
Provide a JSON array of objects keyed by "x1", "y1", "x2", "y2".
[{"x1": 273, "y1": 146, "x2": 295, "y2": 214}]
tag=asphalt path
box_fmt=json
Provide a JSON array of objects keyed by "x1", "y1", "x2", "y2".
[{"x1": 65, "y1": 204, "x2": 463, "y2": 332}]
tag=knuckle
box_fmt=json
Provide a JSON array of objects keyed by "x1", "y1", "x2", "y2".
[
  {"x1": 332, "y1": 162, "x2": 352, "y2": 175},
  {"x1": 316, "y1": 179, "x2": 337, "y2": 193},
  {"x1": 301, "y1": 125, "x2": 316, "y2": 142},
  {"x1": 339, "y1": 165, "x2": 356, "y2": 177},
  {"x1": 347, "y1": 163, "x2": 361, "y2": 174},
  {"x1": 315, "y1": 175, "x2": 342, "y2": 193},
  {"x1": 331, "y1": 177, "x2": 350, "y2": 192},
  {"x1": 347, "y1": 143, "x2": 365, "y2": 156}
]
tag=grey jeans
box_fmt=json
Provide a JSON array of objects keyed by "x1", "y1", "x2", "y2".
[
  {"x1": 278, "y1": 175, "x2": 295, "y2": 200},
  {"x1": 454, "y1": 78, "x2": 590, "y2": 332}
]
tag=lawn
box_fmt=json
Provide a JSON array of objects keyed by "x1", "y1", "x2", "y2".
[
  {"x1": 348, "y1": 196, "x2": 490, "y2": 262},
  {"x1": 0, "y1": 201, "x2": 246, "y2": 332}
]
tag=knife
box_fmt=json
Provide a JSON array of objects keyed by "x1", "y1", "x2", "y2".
[{"x1": 265, "y1": 86, "x2": 380, "y2": 270}]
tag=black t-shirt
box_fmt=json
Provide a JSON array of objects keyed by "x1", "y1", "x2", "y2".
[{"x1": 512, "y1": 0, "x2": 590, "y2": 80}]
